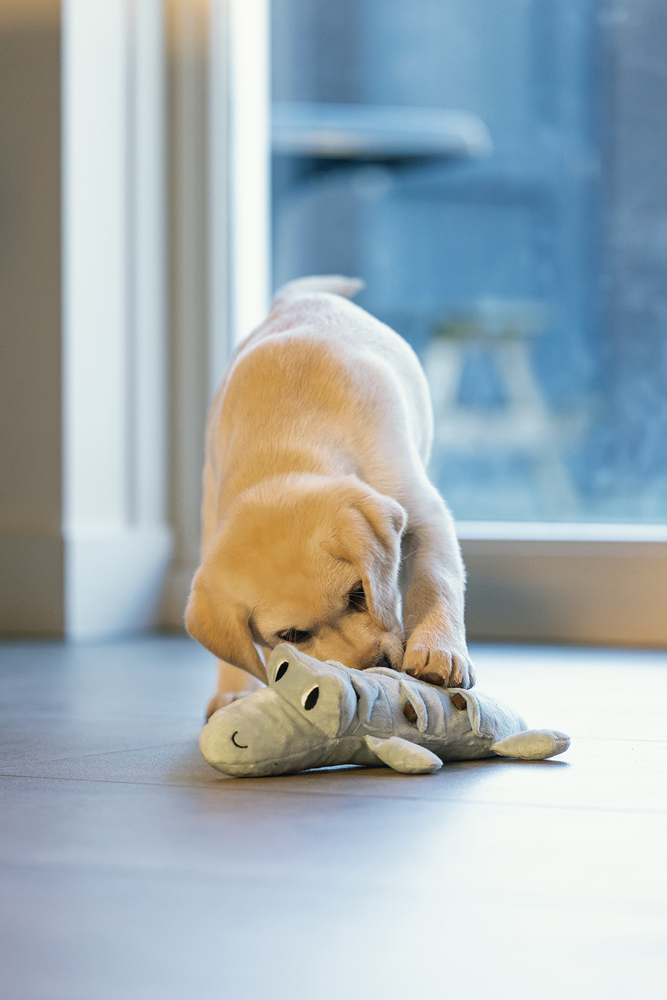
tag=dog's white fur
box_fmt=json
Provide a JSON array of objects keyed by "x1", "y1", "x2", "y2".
[{"x1": 186, "y1": 276, "x2": 474, "y2": 717}]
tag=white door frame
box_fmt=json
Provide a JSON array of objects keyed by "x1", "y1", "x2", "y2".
[{"x1": 162, "y1": 0, "x2": 270, "y2": 626}]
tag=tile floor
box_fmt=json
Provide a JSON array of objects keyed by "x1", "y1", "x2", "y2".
[{"x1": 1, "y1": 636, "x2": 666, "y2": 1000}]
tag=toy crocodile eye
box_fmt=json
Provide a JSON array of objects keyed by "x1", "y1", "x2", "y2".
[
  {"x1": 231, "y1": 731, "x2": 248, "y2": 748},
  {"x1": 302, "y1": 686, "x2": 319, "y2": 710},
  {"x1": 277, "y1": 629, "x2": 311, "y2": 644},
  {"x1": 275, "y1": 661, "x2": 289, "y2": 681}
]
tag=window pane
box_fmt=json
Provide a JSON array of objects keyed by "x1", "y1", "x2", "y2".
[{"x1": 271, "y1": 0, "x2": 667, "y2": 523}]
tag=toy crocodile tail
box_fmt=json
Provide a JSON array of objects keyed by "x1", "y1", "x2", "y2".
[{"x1": 271, "y1": 275, "x2": 365, "y2": 307}]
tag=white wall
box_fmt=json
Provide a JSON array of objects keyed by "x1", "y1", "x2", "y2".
[
  {"x1": 0, "y1": 1, "x2": 64, "y2": 633},
  {"x1": 161, "y1": 0, "x2": 270, "y2": 627},
  {"x1": 0, "y1": 0, "x2": 172, "y2": 638}
]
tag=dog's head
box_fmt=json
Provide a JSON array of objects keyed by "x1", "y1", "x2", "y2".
[{"x1": 185, "y1": 474, "x2": 407, "y2": 678}]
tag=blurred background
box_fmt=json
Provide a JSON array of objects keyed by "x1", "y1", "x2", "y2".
[
  {"x1": 271, "y1": 0, "x2": 667, "y2": 524},
  {"x1": 1, "y1": 0, "x2": 666, "y2": 646}
]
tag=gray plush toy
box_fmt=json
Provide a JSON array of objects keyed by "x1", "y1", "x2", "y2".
[{"x1": 199, "y1": 644, "x2": 570, "y2": 777}]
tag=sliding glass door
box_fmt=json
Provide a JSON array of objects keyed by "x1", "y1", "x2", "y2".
[{"x1": 269, "y1": 0, "x2": 667, "y2": 643}]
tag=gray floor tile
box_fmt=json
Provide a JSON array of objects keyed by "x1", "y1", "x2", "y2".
[
  {"x1": 0, "y1": 635, "x2": 215, "y2": 718},
  {"x1": 1, "y1": 782, "x2": 666, "y2": 999},
  {"x1": 1, "y1": 864, "x2": 665, "y2": 1000},
  {"x1": 3, "y1": 724, "x2": 665, "y2": 816},
  {"x1": 1, "y1": 636, "x2": 667, "y2": 1000},
  {"x1": 0, "y1": 714, "x2": 203, "y2": 768},
  {"x1": 0, "y1": 773, "x2": 665, "y2": 903},
  {"x1": 471, "y1": 644, "x2": 667, "y2": 739}
]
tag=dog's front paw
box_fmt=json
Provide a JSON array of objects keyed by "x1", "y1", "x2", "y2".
[{"x1": 403, "y1": 632, "x2": 475, "y2": 689}]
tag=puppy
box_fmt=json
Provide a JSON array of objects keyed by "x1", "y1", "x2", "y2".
[{"x1": 186, "y1": 276, "x2": 474, "y2": 717}]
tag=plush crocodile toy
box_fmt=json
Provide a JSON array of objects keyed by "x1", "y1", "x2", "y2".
[{"x1": 199, "y1": 644, "x2": 570, "y2": 777}]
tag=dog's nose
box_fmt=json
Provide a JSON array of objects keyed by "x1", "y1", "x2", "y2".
[{"x1": 375, "y1": 652, "x2": 394, "y2": 670}]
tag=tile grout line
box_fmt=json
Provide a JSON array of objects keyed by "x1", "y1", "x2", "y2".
[
  {"x1": 0, "y1": 740, "x2": 200, "y2": 768},
  {"x1": 1, "y1": 770, "x2": 666, "y2": 816}
]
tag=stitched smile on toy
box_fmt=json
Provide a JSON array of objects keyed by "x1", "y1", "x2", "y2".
[{"x1": 231, "y1": 731, "x2": 248, "y2": 748}]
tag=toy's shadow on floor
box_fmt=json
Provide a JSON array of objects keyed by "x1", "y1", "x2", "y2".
[
  {"x1": 303, "y1": 756, "x2": 570, "y2": 777},
  {"x1": 165, "y1": 751, "x2": 570, "y2": 794}
]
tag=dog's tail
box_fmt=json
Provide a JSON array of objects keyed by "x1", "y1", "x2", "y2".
[{"x1": 271, "y1": 274, "x2": 364, "y2": 308}]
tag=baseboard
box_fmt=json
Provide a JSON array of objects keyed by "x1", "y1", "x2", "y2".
[
  {"x1": 5, "y1": 526, "x2": 664, "y2": 646},
  {"x1": 0, "y1": 530, "x2": 65, "y2": 635},
  {"x1": 461, "y1": 537, "x2": 667, "y2": 646},
  {"x1": 64, "y1": 524, "x2": 173, "y2": 640},
  {"x1": 1, "y1": 523, "x2": 175, "y2": 639}
]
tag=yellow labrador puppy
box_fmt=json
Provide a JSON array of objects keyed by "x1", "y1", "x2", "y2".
[{"x1": 186, "y1": 276, "x2": 474, "y2": 717}]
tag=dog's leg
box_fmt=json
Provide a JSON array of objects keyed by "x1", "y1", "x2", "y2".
[
  {"x1": 206, "y1": 658, "x2": 266, "y2": 718},
  {"x1": 400, "y1": 487, "x2": 475, "y2": 689}
]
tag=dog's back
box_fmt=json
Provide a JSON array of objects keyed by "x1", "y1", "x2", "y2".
[
  {"x1": 205, "y1": 278, "x2": 433, "y2": 529},
  {"x1": 208, "y1": 276, "x2": 433, "y2": 479}
]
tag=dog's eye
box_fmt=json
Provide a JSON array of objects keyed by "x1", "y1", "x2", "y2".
[
  {"x1": 277, "y1": 628, "x2": 311, "y2": 644},
  {"x1": 347, "y1": 582, "x2": 366, "y2": 613}
]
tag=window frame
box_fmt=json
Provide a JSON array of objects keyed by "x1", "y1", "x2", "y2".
[{"x1": 458, "y1": 523, "x2": 667, "y2": 646}]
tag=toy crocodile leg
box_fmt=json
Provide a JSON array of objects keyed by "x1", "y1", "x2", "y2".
[
  {"x1": 364, "y1": 735, "x2": 442, "y2": 774},
  {"x1": 491, "y1": 729, "x2": 570, "y2": 760}
]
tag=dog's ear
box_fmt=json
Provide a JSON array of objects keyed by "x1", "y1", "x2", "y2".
[
  {"x1": 327, "y1": 480, "x2": 407, "y2": 632},
  {"x1": 185, "y1": 567, "x2": 267, "y2": 681}
]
